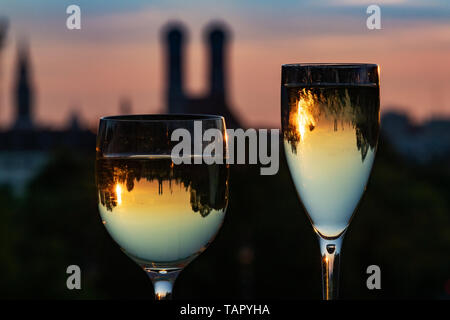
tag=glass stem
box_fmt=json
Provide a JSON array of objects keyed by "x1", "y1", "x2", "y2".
[
  {"x1": 146, "y1": 269, "x2": 180, "y2": 300},
  {"x1": 318, "y1": 233, "x2": 345, "y2": 300}
]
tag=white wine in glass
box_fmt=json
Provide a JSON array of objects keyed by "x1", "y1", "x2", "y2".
[
  {"x1": 96, "y1": 115, "x2": 229, "y2": 300},
  {"x1": 281, "y1": 64, "x2": 380, "y2": 299}
]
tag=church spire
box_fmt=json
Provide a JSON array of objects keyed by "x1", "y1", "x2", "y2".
[
  {"x1": 13, "y1": 40, "x2": 34, "y2": 130},
  {"x1": 0, "y1": 18, "x2": 7, "y2": 50}
]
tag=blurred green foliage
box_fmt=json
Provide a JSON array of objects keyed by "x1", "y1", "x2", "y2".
[{"x1": 0, "y1": 136, "x2": 449, "y2": 299}]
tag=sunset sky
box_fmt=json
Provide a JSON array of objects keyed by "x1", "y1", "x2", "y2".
[{"x1": 0, "y1": 0, "x2": 449, "y2": 129}]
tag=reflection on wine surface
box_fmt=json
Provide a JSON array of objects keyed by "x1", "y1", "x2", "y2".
[
  {"x1": 96, "y1": 155, "x2": 229, "y2": 270},
  {"x1": 282, "y1": 85, "x2": 380, "y2": 238}
]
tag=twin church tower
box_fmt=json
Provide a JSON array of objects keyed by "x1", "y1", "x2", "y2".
[{"x1": 164, "y1": 22, "x2": 240, "y2": 128}]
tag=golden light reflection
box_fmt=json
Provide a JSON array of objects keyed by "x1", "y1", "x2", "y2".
[
  {"x1": 116, "y1": 183, "x2": 123, "y2": 206},
  {"x1": 295, "y1": 89, "x2": 316, "y2": 141}
]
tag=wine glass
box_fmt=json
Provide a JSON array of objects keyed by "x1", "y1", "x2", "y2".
[
  {"x1": 95, "y1": 114, "x2": 229, "y2": 300},
  {"x1": 281, "y1": 64, "x2": 380, "y2": 299}
]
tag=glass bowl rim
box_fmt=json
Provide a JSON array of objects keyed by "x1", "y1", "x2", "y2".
[
  {"x1": 100, "y1": 114, "x2": 225, "y2": 122},
  {"x1": 282, "y1": 63, "x2": 378, "y2": 68}
]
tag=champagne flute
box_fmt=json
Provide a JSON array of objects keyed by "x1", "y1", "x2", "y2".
[
  {"x1": 281, "y1": 64, "x2": 380, "y2": 299},
  {"x1": 96, "y1": 114, "x2": 229, "y2": 300}
]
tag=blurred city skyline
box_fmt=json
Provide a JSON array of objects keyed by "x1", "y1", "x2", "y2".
[{"x1": 1, "y1": 0, "x2": 450, "y2": 129}]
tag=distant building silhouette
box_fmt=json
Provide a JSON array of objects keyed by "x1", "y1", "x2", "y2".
[
  {"x1": 119, "y1": 97, "x2": 132, "y2": 115},
  {"x1": 382, "y1": 111, "x2": 450, "y2": 164},
  {"x1": 163, "y1": 22, "x2": 241, "y2": 128},
  {"x1": 67, "y1": 110, "x2": 82, "y2": 131}
]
